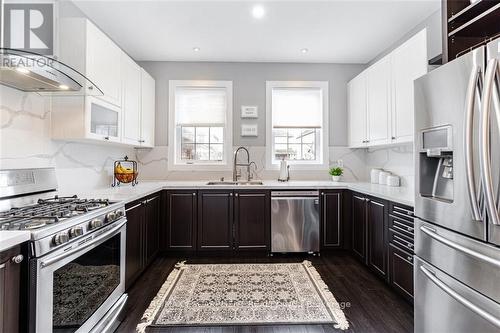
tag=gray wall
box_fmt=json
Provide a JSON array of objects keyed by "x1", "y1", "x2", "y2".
[
  {"x1": 369, "y1": 9, "x2": 442, "y2": 65},
  {"x1": 139, "y1": 61, "x2": 365, "y2": 147}
]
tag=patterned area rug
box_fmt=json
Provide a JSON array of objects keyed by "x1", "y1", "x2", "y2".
[{"x1": 137, "y1": 261, "x2": 349, "y2": 332}]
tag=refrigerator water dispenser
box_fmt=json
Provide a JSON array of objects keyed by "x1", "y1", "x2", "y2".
[{"x1": 419, "y1": 126, "x2": 454, "y2": 202}]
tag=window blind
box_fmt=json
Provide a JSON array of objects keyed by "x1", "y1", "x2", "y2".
[
  {"x1": 175, "y1": 87, "x2": 227, "y2": 126},
  {"x1": 272, "y1": 87, "x2": 322, "y2": 128}
]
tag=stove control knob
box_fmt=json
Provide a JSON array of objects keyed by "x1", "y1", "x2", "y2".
[
  {"x1": 115, "y1": 210, "x2": 124, "y2": 218},
  {"x1": 89, "y1": 218, "x2": 103, "y2": 229},
  {"x1": 53, "y1": 232, "x2": 69, "y2": 245},
  {"x1": 69, "y1": 226, "x2": 84, "y2": 238},
  {"x1": 106, "y1": 211, "x2": 117, "y2": 223}
]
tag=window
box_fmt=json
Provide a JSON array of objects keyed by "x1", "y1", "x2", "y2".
[
  {"x1": 168, "y1": 80, "x2": 232, "y2": 170},
  {"x1": 266, "y1": 81, "x2": 328, "y2": 169}
]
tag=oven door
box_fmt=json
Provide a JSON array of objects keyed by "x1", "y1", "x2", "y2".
[{"x1": 35, "y1": 219, "x2": 126, "y2": 333}]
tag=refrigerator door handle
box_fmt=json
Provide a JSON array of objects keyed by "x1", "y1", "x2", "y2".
[
  {"x1": 480, "y1": 58, "x2": 500, "y2": 225},
  {"x1": 420, "y1": 265, "x2": 500, "y2": 329},
  {"x1": 464, "y1": 66, "x2": 483, "y2": 222},
  {"x1": 420, "y1": 225, "x2": 500, "y2": 268}
]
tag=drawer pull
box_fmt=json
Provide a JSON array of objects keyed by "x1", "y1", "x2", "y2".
[
  {"x1": 391, "y1": 224, "x2": 414, "y2": 238},
  {"x1": 407, "y1": 256, "x2": 413, "y2": 262},
  {"x1": 392, "y1": 233, "x2": 413, "y2": 246},
  {"x1": 390, "y1": 212, "x2": 415, "y2": 223}
]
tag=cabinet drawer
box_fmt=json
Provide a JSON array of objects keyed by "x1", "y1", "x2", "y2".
[
  {"x1": 389, "y1": 243, "x2": 414, "y2": 301},
  {"x1": 389, "y1": 229, "x2": 414, "y2": 253},
  {"x1": 389, "y1": 215, "x2": 414, "y2": 238},
  {"x1": 390, "y1": 203, "x2": 414, "y2": 223}
]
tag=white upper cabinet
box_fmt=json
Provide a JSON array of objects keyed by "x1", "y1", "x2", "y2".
[
  {"x1": 121, "y1": 54, "x2": 142, "y2": 145},
  {"x1": 347, "y1": 29, "x2": 427, "y2": 148},
  {"x1": 391, "y1": 29, "x2": 427, "y2": 143},
  {"x1": 348, "y1": 72, "x2": 368, "y2": 148},
  {"x1": 366, "y1": 55, "x2": 391, "y2": 146},
  {"x1": 54, "y1": 18, "x2": 155, "y2": 147},
  {"x1": 59, "y1": 18, "x2": 122, "y2": 107},
  {"x1": 140, "y1": 69, "x2": 156, "y2": 148}
]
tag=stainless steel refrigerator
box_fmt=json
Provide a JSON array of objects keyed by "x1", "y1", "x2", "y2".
[{"x1": 414, "y1": 37, "x2": 500, "y2": 333}]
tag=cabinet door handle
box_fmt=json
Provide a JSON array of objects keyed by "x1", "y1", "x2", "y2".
[
  {"x1": 229, "y1": 193, "x2": 233, "y2": 197},
  {"x1": 235, "y1": 193, "x2": 238, "y2": 197},
  {"x1": 192, "y1": 192, "x2": 196, "y2": 196},
  {"x1": 391, "y1": 136, "x2": 396, "y2": 140},
  {"x1": 12, "y1": 254, "x2": 24, "y2": 264},
  {"x1": 104, "y1": 136, "x2": 110, "y2": 140}
]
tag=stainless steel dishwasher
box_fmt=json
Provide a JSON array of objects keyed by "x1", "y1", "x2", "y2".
[{"x1": 271, "y1": 191, "x2": 320, "y2": 253}]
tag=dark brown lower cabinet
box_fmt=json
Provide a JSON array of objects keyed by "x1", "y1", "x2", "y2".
[
  {"x1": 145, "y1": 195, "x2": 160, "y2": 265},
  {"x1": 0, "y1": 245, "x2": 23, "y2": 333},
  {"x1": 389, "y1": 243, "x2": 414, "y2": 302},
  {"x1": 166, "y1": 191, "x2": 197, "y2": 251},
  {"x1": 352, "y1": 193, "x2": 367, "y2": 260},
  {"x1": 234, "y1": 191, "x2": 270, "y2": 251},
  {"x1": 197, "y1": 190, "x2": 271, "y2": 252},
  {"x1": 198, "y1": 191, "x2": 233, "y2": 251},
  {"x1": 125, "y1": 201, "x2": 143, "y2": 289},
  {"x1": 321, "y1": 190, "x2": 343, "y2": 249},
  {"x1": 351, "y1": 194, "x2": 414, "y2": 302},
  {"x1": 367, "y1": 198, "x2": 388, "y2": 279},
  {"x1": 125, "y1": 192, "x2": 161, "y2": 290}
]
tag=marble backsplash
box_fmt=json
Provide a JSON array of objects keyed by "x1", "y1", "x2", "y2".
[
  {"x1": 0, "y1": 86, "x2": 134, "y2": 193},
  {"x1": 366, "y1": 144, "x2": 414, "y2": 188},
  {"x1": 134, "y1": 146, "x2": 369, "y2": 182},
  {"x1": 135, "y1": 144, "x2": 415, "y2": 187},
  {"x1": 1, "y1": 85, "x2": 414, "y2": 191}
]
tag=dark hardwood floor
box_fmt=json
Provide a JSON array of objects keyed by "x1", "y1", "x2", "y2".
[{"x1": 117, "y1": 253, "x2": 413, "y2": 333}]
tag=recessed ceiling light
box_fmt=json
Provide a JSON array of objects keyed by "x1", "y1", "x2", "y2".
[
  {"x1": 59, "y1": 84, "x2": 69, "y2": 90},
  {"x1": 193, "y1": 47, "x2": 200, "y2": 52},
  {"x1": 301, "y1": 48, "x2": 309, "y2": 54},
  {"x1": 252, "y1": 5, "x2": 265, "y2": 19},
  {"x1": 16, "y1": 67, "x2": 30, "y2": 74}
]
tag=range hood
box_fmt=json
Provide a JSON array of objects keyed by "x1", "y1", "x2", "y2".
[{"x1": 0, "y1": 48, "x2": 103, "y2": 96}]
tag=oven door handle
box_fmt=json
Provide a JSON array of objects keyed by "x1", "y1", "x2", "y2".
[{"x1": 40, "y1": 219, "x2": 126, "y2": 268}]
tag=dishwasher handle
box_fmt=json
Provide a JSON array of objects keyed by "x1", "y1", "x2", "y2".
[
  {"x1": 271, "y1": 197, "x2": 320, "y2": 204},
  {"x1": 271, "y1": 190, "x2": 319, "y2": 197}
]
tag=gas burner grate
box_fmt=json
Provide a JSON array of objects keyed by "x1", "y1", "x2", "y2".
[{"x1": 0, "y1": 195, "x2": 112, "y2": 230}]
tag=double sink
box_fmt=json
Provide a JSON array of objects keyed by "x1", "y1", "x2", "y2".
[{"x1": 206, "y1": 180, "x2": 264, "y2": 186}]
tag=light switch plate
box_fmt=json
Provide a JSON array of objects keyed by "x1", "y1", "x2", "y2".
[
  {"x1": 241, "y1": 124, "x2": 258, "y2": 137},
  {"x1": 241, "y1": 105, "x2": 258, "y2": 118}
]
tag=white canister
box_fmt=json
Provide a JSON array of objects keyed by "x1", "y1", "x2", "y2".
[
  {"x1": 370, "y1": 169, "x2": 382, "y2": 184},
  {"x1": 378, "y1": 171, "x2": 391, "y2": 185},
  {"x1": 387, "y1": 175, "x2": 400, "y2": 187}
]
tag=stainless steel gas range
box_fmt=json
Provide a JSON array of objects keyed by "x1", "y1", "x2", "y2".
[{"x1": 0, "y1": 168, "x2": 128, "y2": 333}]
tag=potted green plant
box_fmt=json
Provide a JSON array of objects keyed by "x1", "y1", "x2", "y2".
[{"x1": 329, "y1": 167, "x2": 343, "y2": 182}]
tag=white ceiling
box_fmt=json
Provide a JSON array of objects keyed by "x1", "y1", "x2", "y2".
[{"x1": 72, "y1": 0, "x2": 440, "y2": 64}]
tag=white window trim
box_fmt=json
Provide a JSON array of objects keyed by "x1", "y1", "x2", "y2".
[
  {"x1": 168, "y1": 80, "x2": 233, "y2": 171},
  {"x1": 265, "y1": 81, "x2": 329, "y2": 170}
]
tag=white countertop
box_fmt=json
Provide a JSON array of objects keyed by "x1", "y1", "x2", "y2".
[
  {"x1": 0, "y1": 231, "x2": 30, "y2": 252},
  {"x1": 65, "y1": 180, "x2": 415, "y2": 207},
  {"x1": 0, "y1": 180, "x2": 414, "y2": 250}
]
